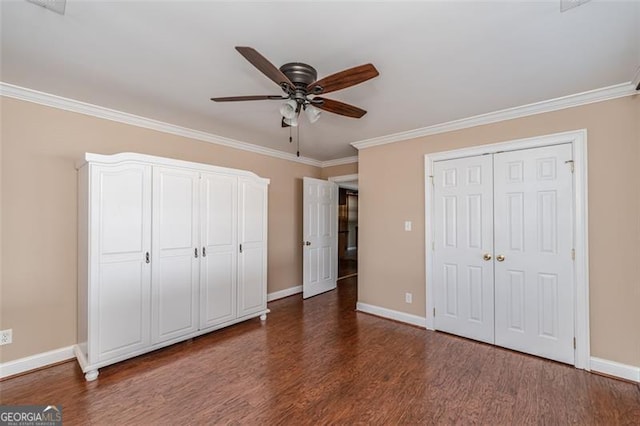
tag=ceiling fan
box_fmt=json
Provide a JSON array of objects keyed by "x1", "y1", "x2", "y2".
[{"x1": 211, "y1": 47, "x2": 379, "y2": 127}]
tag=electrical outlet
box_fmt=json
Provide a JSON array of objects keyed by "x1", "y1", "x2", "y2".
[
  {"x1": 0, "y1": 329, "x2": 12, "y2": 346},
  {"x1": 405, "y1": 292, "x2": 413, "y2": 304}
]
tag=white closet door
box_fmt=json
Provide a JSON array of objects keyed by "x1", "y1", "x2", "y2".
[
  {"x1": 237, "y1": 177, "x2": 267, "y2": 318},
  {"x1": 433, "y1": 155, "x2": 495, "y2": 344},
  {"x1": 151, "y1": 167, "x2": 200, "y2": 344},
  {"x1": 302, "y1": 177, "x2": 338, "y2": 299},
  {"x1": 91, "y1": 164, "x2": 152, "y2": 363},
  {"x1": 200, "y1": 173, "x2": 238, "y2": 328},
  {"x1": 493, "y1": 144, "x2": 574, "y2": 364}
]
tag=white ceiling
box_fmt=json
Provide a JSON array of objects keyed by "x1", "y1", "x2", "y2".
[{"x1": 2, "y1": 1, "x2": 639, "y2": 161}]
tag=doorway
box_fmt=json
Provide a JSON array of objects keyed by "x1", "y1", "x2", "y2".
[
  {"x1": 338, "y1": 188, "x2": 358, "y2": 279},
  {"x1": 328, "y1": 174, "x2": 359, "y2": 281},
  {"x1": 425, "y1": 130, "x2": 590, "y2": 369}
]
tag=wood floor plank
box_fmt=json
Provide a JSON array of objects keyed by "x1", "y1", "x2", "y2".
[{"x1": 1, "y1": 277, "x2": 639, "y2": 424}]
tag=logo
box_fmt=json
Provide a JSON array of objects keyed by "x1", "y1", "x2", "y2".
[{"x1": 0, "y1": 405, "x2": 62, "y2": 426}]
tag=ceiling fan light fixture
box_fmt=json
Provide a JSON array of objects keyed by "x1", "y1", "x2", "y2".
[
  {"x1": 280, "y1": 100, "x2": 298, "y2": 119},
  {"x1": 305, "y1": 105, "x2": 321, "y2": 124}
]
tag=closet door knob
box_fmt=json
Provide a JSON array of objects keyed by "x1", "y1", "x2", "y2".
[
  {"x1": 145, "y1": 252, "x2": 150, "y2": 264},
  {"x1": 194, "y1": 248, "x2": 198, "y2": 258},
  {"x1": 496, "y1": 254, "x2": 505, "y2": 262},
  {"x1": 483, "y1": 253, "x2": 492, "y2": 261},
  {"x1": 202, "y1": 247, "x2": 206, "y2": 257}
]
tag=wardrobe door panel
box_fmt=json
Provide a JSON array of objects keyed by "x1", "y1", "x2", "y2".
[
  {"x1": 90, "y1": 164, "x2": 152, "y2": 363},
  {"x1": 151, "y1": 167, "x2": 200, "y2": 344},
  {"x1": 200, "y1": 173, "x2": 237, "y2": 328},
  {"x1": 238, "y1": 178, "x2": 267, "y2": 318}
]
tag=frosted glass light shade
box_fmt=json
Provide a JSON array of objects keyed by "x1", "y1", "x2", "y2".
[
  {"x1": 280, "y1": 100, "x2": 297, "y2": 119},
  {"x1": 305, "y1": 105, "x2": 321, "y2": 123}
]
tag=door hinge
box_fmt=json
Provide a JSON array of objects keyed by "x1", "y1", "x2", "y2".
[
  {"x1": 429, "y1": 175, "x2": 434, "y2": 187},
  {"x1": 571, "y1": 248, "x2": 575, "y2": 260},
  {"x1": 573, "y1": 337, "x2": 576, "y2": 349},
  {"x1": 565, "y1": 160, "x2": 574, "y2": 173},
  {"x1": 433, "y1": 307, "x2": 436, "y2": 317}
]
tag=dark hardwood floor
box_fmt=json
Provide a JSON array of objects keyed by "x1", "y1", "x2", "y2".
[{"x1": 2, "y1": 277, "x2": 639, "y2": 424}]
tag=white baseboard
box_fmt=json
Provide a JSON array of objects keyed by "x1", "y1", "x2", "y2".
[
  {"x1": 0, "y1": 346, "x2": 75, "y2": 379},
  {"x1": 267, "y1": 285, "x2": 302, "y2": 302},
  {"x1": 356, "y1": 302, "x2": 427, "y2": 328},
  {"x1": 590, "y1": 357, "x2": 640, "y2": 383}
]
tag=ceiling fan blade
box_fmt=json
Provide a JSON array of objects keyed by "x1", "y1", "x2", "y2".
[
  {"x1": 314, "y1": 97, "x2": 367, "y2": 118},
  {"x1": 235, "y1": 46, "x2": 295, "y2": 91},
  {"x1": 307, "y1": 64, "x2": 379, "y2": 95},
  {"x1": 210, "y1": 95, "x2": 287, "y2": 102}
]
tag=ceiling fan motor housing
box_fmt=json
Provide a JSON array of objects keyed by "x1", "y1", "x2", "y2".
[{"x1": 279, "y1": 63, "x2": 318, "y2": 92}]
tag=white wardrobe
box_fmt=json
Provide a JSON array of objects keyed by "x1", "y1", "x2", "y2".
[{"x1": 75, "y1": 152, "x2": 269, "y2": 381}]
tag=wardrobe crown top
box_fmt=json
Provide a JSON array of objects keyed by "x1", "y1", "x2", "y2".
[{"x1": 77, "y1": 152, "x2": 270, "y2": 184}]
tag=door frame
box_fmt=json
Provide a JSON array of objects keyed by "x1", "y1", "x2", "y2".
[
  {"x1": 328, "y1": 173, "x2": 358, "y2": 190},
  {"x1": 424, "y1": 129, "x2": 590, "y2": 370}
]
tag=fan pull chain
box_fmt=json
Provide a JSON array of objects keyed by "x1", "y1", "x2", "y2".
[
  {"x1": 289, "y1": 125, "x2": 292, "y2": 144},
  {"x1": 296, "y1": 125, "x2": 300, "y2": 157}
]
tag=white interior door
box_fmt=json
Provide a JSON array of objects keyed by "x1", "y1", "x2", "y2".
[
  {"x1": 433, "y1": 155, "x2": 495, "y2": 344},
  {"x1": 200, "y1": 173, "x2": 237, "y2": 328},
  {"x1": 303, "y1": 177, "x2": 338, "y2": 299},
  {"x1": 151, "y1": 166, "x2": 200, "y2": 344},
  {"x1": 493, "y1": 144, "x2": 575, "y2": 364},
  {"x1": 91, "y1": 164, "x2": 152, "y2": 363}
]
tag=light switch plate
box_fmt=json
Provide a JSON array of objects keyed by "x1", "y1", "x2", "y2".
[{"x1": 404, "y1": 221, "x2": 412, "y2": 231}]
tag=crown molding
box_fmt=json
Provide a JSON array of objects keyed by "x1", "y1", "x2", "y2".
[
  {"x1": 351, "y1": 82, "x2": 637, "y2": 150},
  {"x1": 4, "y1": 81, "x2": 632, "y2": 164},
  {"x1": 0, "y1": 82, "x2": 325, "y2": 167},
  {"x1": 320, "y1": 156, "x2": 358, "y2": 168}
]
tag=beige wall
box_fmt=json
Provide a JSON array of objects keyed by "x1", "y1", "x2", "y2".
[
  {"x1": 0, "y1": 96, "x2": 322, "y2": 362},
  {"x1": 320, "y1": 162, "x2": 358, "y2": 179},
  {"x1": 358, "y1": 95, "x2": 640, "y2": 367}
]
